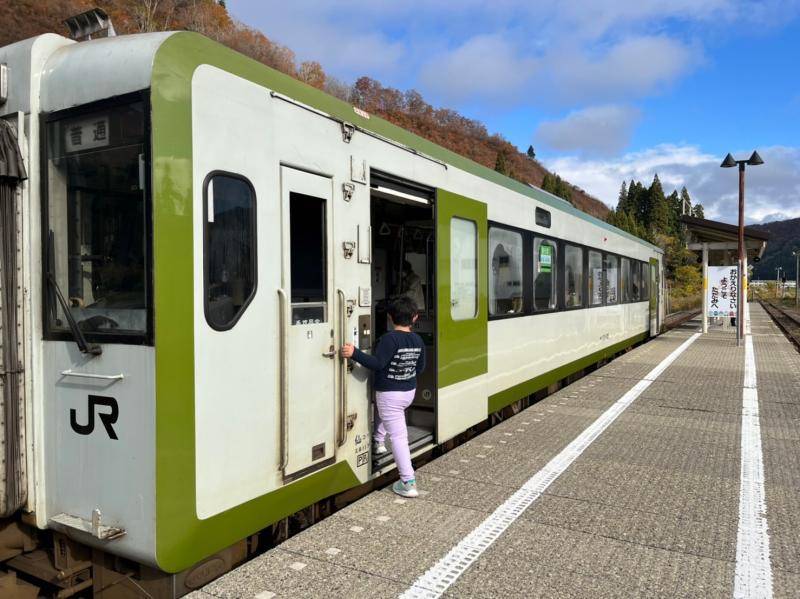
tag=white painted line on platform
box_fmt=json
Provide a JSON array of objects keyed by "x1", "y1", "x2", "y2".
[
  {"x1": 733, "y1": 334, "x2": 772, "y2": 599},
  {"x1": 400, "y1": 333, "x2": 701, "y2": 599}
]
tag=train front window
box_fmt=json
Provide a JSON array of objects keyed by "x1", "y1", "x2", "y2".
[{"x1": 45, "y1": 100, "x2": 149, "y2": 341}]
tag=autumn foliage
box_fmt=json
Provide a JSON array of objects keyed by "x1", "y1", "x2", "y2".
[{"x1": 1, "y1": 0, "x2": 610, "y2": 219}]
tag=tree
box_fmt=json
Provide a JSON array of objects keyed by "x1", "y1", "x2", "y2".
[
  {"x1": 494, "y1": 150, "x2": 509, "y2": 176},
  {"x1": 526, "y1": 145, "x2": 536, "y2": 159},
  {"x1": 541, "y1": 173, "x2": 573, "y2": 204},
  {"x1": 298, "y1": 61, "x2": 326, "y2": 89},
  {"x1": 646, "y1": 174, "x2": 670, "y2": 236},
  {"x1": 617, "y1": 181, "x2": 628, "y2": 209},
  {"x1": 692, "y1": 204, "x2": 705, "y2": 218}
]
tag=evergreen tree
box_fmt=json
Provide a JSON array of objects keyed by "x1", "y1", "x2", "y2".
[
  {"x1": 494, "y1": 150, "x2": 509, "y2": 176},
  {"x1": 541, "y1": 173, "x2": 554, "y2": 194},
  {"x1": 691, "y1": 204, "x2": 705, "y2": 218},
  {"x1": 541, "y1": 173, "x2": 573, "y2": 204},
  {"x1": 526, "y1": 145, "x2": 536, "y2": 159},
  {"x1": 646, "y1": 174, "x2": 670, "y2": 235},
  {"x1": 617, "y1": 181, "x2": 628, "y2": 209},
  {"x1": 666, "y1": 190, "x2": 681, "y2": 236}
]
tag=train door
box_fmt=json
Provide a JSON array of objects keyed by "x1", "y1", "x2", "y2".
[
  {"x1": 436, "y1": 189, "x2": 488, "y2": 441},
  {"x1": 280, "y1": 166, "x2": 337, "y2": 480},
  {"x1": 369, "y1": 173, "x2": 437, "y2": 470},
  {"x1": 650, "y1": 257, "x2": 660, "y2": 335}
]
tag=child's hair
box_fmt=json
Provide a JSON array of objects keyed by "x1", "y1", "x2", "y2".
[{"x1": 388, "y1": 296, "x2": 418, "y2": 326}]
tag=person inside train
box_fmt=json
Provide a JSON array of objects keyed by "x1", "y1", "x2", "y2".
[
  {"x1": 399, "y1": 260, "x2": 425, "y2": 311},
  {"x1": 341, "y1": 297, "x2": 426, "y2": 498}
]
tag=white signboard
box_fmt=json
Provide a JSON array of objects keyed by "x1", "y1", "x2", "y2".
[
  {"x1": 707, "y1": 265, "x2": 738, "y2": 317},
  {"x1": 65, "y1": 115, "x2": 110, "y2": 153}
]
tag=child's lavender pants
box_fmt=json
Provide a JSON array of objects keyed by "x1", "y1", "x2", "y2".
[{"x1": 374, "y1": 390, "x2": 416, "y2": 482}]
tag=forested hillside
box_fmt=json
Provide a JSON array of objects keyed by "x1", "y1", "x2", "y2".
[
  {"x1": 0, "y1": 0, "x2": 611, "y2": 218},
  {"x1": 748, "y1": 218, "x2": 800, "y2": 280}
]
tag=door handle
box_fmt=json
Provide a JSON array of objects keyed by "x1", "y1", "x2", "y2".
[
  {"x1": 322, "y1": 346, "x2": 336, "y2": 359},
  {"x1": 277, "y1": 288, "x2": 289, "y2": 472},
  {"x1": 60, "y1": 370, "x2": 124, "y2": 381},
  {"x1": 337, "y1": 289, "x2": 349, "y2": 447}
]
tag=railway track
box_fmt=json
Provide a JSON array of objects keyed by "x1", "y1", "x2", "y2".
[
  {"x1": 759, "y1": 300, "x2": 800, "y2": 350},
  {"x1": 664, "y1": 309, "x2": 700, "y2": 330}
]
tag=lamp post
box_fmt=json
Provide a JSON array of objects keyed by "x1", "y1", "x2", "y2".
[
  {"x1": 776, "y1": 266, "x2": 783, "y2": 299},
  {"x1": 721, "y1": 151, "x2": 764, "y2": 346}
]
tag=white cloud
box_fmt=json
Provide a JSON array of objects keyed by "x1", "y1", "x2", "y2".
[
  {"x1": 544, "y1": 145, "x2": 800, "y2": 224},
  {"x1": 535, "y1": 104, "x2": 641, "y2": 156},
  {"x1": 543, "y1": 36, "x2": 700, "y2": 104},
  {"x1": 419, "y1": 35, "x2": 539, "y2": 104},
  {"x1": 229, "y1": 0, "x2": 792, "y2": 106}
]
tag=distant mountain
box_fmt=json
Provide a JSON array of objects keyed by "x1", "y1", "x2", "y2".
[
  {"x1": 748, "y1": 218, "x2": 800, "y2": 280},
  {"x1": 0, "y1": 1, "x2": 611, "y2": 220}
]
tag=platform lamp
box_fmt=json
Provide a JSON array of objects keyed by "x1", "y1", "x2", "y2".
[{"x1": 721, "y1": 150, "x2": 764, "y2": 345}]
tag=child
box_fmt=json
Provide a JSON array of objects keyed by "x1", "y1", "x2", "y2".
[{"x1": 341, "y1": 297, "x2": 425, "y2": 498}]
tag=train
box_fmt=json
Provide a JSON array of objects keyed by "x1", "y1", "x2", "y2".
[{"x1": 0, "y1": 13, "x2": 664, "y2": 597}]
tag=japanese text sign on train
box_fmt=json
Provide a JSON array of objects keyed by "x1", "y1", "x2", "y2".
[{"x1": 707, "y1": 265, "x2": 738, "y2": 317}]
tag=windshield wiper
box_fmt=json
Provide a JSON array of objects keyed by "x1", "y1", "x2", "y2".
[{"x1": 46, "y1": 231, "x2": 101, "y2": 356}]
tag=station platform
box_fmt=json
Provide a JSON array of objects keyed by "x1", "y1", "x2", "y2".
[{"x1": 192, "y1": 303, "x2": 799, "y2": 598}]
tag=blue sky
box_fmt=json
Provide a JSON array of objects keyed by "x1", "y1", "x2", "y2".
[{"x1": 228, "y1": 1, "x2": 800, "y2": 224}]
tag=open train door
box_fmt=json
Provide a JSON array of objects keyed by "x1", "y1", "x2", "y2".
[
  {"x1": 649, "y1": 257, "x2": 660, "y2": 335},
  {"x1": 435, "y1": 189, "x2": 488, "y2": 442}
]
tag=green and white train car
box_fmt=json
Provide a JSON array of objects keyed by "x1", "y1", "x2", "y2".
[{"x1": 0, "y1": 27, "x2": 663, "y2": 595}]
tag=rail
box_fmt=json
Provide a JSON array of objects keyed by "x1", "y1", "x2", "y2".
[{"x1": 759, "y1": 300, "x2": 800, "y2": 350}]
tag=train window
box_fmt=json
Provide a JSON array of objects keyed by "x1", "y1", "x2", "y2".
[
  {"x1": 641, "y1": 262, "x2": 650, "y2": 301},
  {"x1": 204, "y1": 174, "x2": 257, "y2": 330},
  {"x1": 588, "y1": 250, "x2": 603, "y2": 306},
  {"x1": 535, "y1": 207, "x2": 551, "y2": 228},
  {"x1": 290, "y1": 192, "x2": 327, "y2": 324},
  {"x1": 489, "y1": 226, "x2": 523, "y2": 316},
  {"x1": 605, "y1": 254, "x2": 619, "y2": 305},
  {"x1": 630, "y1": 260, "x2": 641, "y2": 301},
  {"x1": 620, "y1": 257, "x2": 630, "y2": 303},
  {"x1": 564, "y1": 244, "x2": 584, "y2": 308},
  {"x1": 533, "y1": 238, "x2": 557, "y2": 311},
  {"x1": 44, "y1": 99, "x2": 150, "y2": 341},
  {"x1": 450, "y1": 217, "x2": 478, "y2": 320}
]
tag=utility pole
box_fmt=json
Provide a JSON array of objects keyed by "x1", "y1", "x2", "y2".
[{"x1": 776, "y1": 266, "x2": 783, "y2": 299}]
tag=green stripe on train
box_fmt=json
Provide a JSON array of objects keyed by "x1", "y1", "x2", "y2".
[{"x1": 488, "y1": 332, "x2": 648, "y2": 414}]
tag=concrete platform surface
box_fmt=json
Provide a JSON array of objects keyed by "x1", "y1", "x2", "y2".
[{"x1": 192, "y1": 303, "x2": 799, "y2": 598}]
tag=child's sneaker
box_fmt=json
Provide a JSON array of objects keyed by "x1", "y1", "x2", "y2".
[
  {"x1": 374, "y1": 441, "x2": 387, "y2": 455},
  {"x1": 392, "y1": 479, "x2": 419, "y2": 498}
]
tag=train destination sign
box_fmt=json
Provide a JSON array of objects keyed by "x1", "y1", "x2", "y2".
[
  {"x1": 707, "y1": 265, "x2": 738, "y2": 318},
  {"x1": 64, "y1": 114, "x2": 110, "y2": 153}
]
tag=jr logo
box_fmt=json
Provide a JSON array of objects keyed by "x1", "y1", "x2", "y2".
[{"x1": 70, "y1": 395, "x2": 119, "y2": 440}]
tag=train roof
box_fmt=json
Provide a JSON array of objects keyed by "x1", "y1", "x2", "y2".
[{"x1": 39, "y1": 31, "x2": 661, "y2": 253}]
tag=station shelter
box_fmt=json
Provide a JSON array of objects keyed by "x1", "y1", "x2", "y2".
[{"x1": 681, "y1": 215, "x2": 769, "y2": 334}]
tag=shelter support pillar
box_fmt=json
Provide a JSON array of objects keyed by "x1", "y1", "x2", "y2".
[{"x1": 702, "y1": 243, "x2": 708, "y2": 334}]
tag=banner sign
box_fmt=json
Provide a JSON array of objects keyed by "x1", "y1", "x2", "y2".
[
  {"x1": 707, "y1": 265, "x2": 738, "y2": 317},
  {"x1": 538, "y1": 244, "x2": 552, "y2": 273}
]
